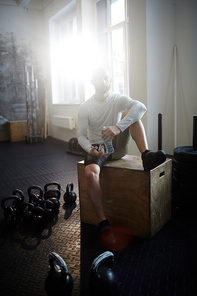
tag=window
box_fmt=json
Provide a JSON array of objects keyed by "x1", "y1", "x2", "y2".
[
  {"x1": 49, "y1": 1, "x2": 80, "y2": 105},
  {"x1": 95, "y1": 0, "x2": 129, "y2": 95},
  {"x1": 60, "y1": 18, "x2": 78, "y2": 103}
]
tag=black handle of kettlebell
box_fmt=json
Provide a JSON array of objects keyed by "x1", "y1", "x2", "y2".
[
  {"x1": 49, "y1": 252, "x2": 69, "y2": 273},
  {"x1": 44, "y1": 182, "x2": 61, "y2": 192},
  {"x1": 12, "y1": 189, "x2": 25, "y2": 203},
  {"x1": 91, "y1": 251, "x2": 114, "y2": 273},
  {"x1": 28, "y1": 185, "x2": 43, "y2": 197},
  {"x1": 21, "y1": 202, "x2": 34, "y2": 210},
  {"x1": 41, "y1": 199, "x2": 55, "y2": 211},
  {"x1": 66, "y1": 182, "x2": 74, "y2": 193},
  {"x1": 1, "y1": 195, "x2": 21, "y2": 210}
]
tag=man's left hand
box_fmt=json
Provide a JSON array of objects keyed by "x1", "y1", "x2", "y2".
[{"x1": 101, "y1": 125, "x2": 121, "y2": 141}]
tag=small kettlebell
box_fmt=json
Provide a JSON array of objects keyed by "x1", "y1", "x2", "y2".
[
  {"x1": 64, "y1": 182, "x2": 77, "y2": 204},
  {"x1": 12, "y1": 189, "x2": 25, "y2": 204},
  {"x1": 45, "y1": 252, "x2": 73, "y2": 296},
  {"x1": 31, "y1": 206, "x2": 46, "y2": 230},
  {"x1": 1, "y1": 195, "x2": 21, "y2": 228},
  {"x1": 41, "y1": 200, "x2": 55, "y2": 223},
  {"x1": 21, "y1": 202, "x2": 35, "y2": 224},
  {"x1": 89, "y1": 251, "x2": 118, "y2": 296},
  {"x1": 44, "y1": 182, "x2": 61, "y2": 212},
  {"x1": 44, "y1": 182, "x2": 61, "y2": 200},
  {"x1": 28, "y1": 185, "x2": 44, "y2": 206}
]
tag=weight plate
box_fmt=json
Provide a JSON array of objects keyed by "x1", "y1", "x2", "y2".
[
  {"x1": 172, "y1": 194, "x2": 197, "y2": 211},
  {"x1": 173, "y1": 146, "x2": 197, "y2": 164},
  {"x1": 173, "y1": 176, "x2": 197, "y2": 192},
  {"x1": 67, "y1": 137, "x2": 85, "y2": 155},
  {"x1": 173, "y1": 168, "x2": 197, "y2": 182},
  {"x1": 173, "y1": 159, "x2": 197, "y2": 173}
]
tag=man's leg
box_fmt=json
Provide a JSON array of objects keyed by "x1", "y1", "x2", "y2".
[
  {"x1": 84, "y1": 163, "x2": 116, "y2": 247},
  {"x1": 120, "y1": 110, "x2": 166, "y2": 170},
  {"x1": 129, "y1": 119, "x2": 148, "y2": 154},
  {"x1": 129, "y1": 119, "x2": 166, "y2": 171},
  {"x1": 85, "y1": 163, "x2": 107, "y2": 223}
]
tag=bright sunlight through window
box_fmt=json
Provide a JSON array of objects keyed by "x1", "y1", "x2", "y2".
[
  {"x1": 96, "y1": 0, "x2": 129, "y2": 95},
  {"x1": 49, "y1": 0, "x2": 128, "y2": 104}
]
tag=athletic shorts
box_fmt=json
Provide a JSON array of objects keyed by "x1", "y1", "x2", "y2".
[{"x1": 84, "y1": 128, "x2": 131, "y2": 169}]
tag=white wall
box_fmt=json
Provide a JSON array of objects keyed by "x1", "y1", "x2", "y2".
[
  {"x1": 146, "y1": 0, "x2": 175, "y2": 155},
  {"x1": 0, "y1": 4, "x2": 45, "y2": 66},
  {"x1": 175, "y1": 0, "x2": 197, "y2": 148},
  {"x1": 146, "y1": 0, "x2": 197, "y2": 155},
  {"x1": 128, "y1": 0, "x2": 147, "y2": 156}
]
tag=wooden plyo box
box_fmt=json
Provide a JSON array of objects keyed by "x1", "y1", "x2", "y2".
[
  {"x1": 77, "y1": 155, "x2": 172, "y2": 239},
  {"x1": 7, "y1": 121, "x2": 27, "y2": 142}
]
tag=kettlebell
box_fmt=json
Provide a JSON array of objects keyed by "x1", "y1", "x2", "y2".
[
  {"x1": 28, "y1": 185, "x2": 44, "y2": 207},
  {"x1": 1, "y1": 195, "x2": 21, "y2": 228},
  {"x1": 64, "y1": 182, "x2": 77, "y2": 204},
  {"x1": 21, "y1": 202, "x2": 35, "y2": 224},
  {"x1": 31, "y1": 206, "x2": 46, "y2": 230},
  {"x1": 12, "y1": 189, "x2": 25, "y2": 204},
  {"x1": 45, "y1": 252, "x2": 73, "y2": 296},
  {"x1": 89, "y1": 251, "x2": 118, "y2": 296},
  {"x1": 41, "y1": 200, "x2": 55, "y2": 223},
  {"x1": 44, "y1": 182, "x2": 61, "y2": 212},
  {"x1": 44, "y1": 182, "x2": 61, "y2": 200}
]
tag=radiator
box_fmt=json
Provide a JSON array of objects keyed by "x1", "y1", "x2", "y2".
[{"x1": 52, "y1": 115, "x2": 76, "y2": 130}]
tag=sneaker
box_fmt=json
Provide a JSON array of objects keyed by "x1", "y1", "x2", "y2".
[
  {"x1": 98, "y1": 219, "x2": 111, "y2": 233},
  {"x1": 142, "y1": 150, "x2": 166, "y2": 171}
]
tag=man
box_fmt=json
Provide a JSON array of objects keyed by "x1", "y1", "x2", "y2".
[{"x1": 77, "y1": 67, "x2": 166, "y2": 233}]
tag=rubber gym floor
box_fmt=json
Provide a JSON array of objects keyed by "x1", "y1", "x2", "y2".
[{"x1": 0, "y1": 137, "x2": 197, "y2": 296}]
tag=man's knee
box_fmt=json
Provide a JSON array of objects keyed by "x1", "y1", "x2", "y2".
[{"x1": 85, "y1": 164, "x2": 100, "y2": 184}]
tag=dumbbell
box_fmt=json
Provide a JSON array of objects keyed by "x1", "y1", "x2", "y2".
[
  {"x1": 1, "y1": 195, "x2": 21, "y2": 228},
  {"x1": 28, "y1": 185, "x2": 44, "y2": 207},
  {"x1": 44, "y1": 182, "x2": 61, "y2": 212},
  {"x1": 45, "y1": 252, "x2": 73, "y2": 296}
]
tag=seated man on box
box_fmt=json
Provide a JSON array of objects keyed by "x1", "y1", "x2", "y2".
[{"x1": 77, "y1": 67, "x2": 166, "y2": 233}]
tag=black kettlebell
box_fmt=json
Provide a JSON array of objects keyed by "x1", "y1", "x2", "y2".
[
  {"x1": 31, "y1": 206, "x2": 46, "y2": 230},
  {"x1": 1, "y1": 195, "x2": 21, "y2": 228},
  {"x1": 44, "y1": 182, "x2": 61, "y2": 200},
  {"x1": 89, "y1": 251, "x2": 118, "y2": 296},
  {"x1": 44, "y1": 182, "x2": 61, "y2": 212},
  {"x1": 64, "y1": 182, "x2": 77, "y2": 204},
  {"x1": 41, "y1": 200, "x2": 55, "y2": 223},
  {"x1": 21, "y1": 202, "x2": 35, "y2": 224},
  {"x1": 45, "y1": 252, "x2": 73, "y2": 296},
  {"x1": 28, "y1": 185, "x2": 44, "y2": 207},
  {"x1": 12, "y1": 189, "x2": 25, "y2": 205}
]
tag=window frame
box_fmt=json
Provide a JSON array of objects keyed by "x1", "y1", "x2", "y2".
[
  {"x1": 49, "y1": 1, "x2": 80, "y2": 106},
  {"x1": 59, "y1": 16, "x2": 79, "y2": 104},
  {"x1": 95, "y1": 0, "x2": 129, "y2": 95}
]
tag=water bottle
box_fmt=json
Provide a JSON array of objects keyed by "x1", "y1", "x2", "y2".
[{"x1": 103, "y1": 126, "x2": 114, "y2": 154}]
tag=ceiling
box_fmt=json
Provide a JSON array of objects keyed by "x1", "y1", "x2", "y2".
[{"x1": 0, "y1": 0, "x2": 54, "y2": 10}]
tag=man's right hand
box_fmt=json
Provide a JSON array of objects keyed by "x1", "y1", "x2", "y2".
[{"x1": 90, "y1": 145, "x2": 108, "y2": 158}]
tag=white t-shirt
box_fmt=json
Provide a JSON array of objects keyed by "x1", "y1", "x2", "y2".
[{"x1": 77, "y1": 92, "x2": 147, "y2": 153}]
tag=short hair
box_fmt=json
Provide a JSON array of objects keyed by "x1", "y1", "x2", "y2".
[{"x1": 91, "y1": 66, "x2": 110, "y2": 81}]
